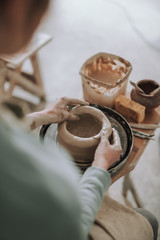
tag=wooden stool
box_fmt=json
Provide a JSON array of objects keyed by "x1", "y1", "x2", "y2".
[
  {"x1": 122, "y1": 173, "x2": 143, "y2": 208},
  {"x1": 0, "y1": 32, "x2": 52, "y2": 103}
]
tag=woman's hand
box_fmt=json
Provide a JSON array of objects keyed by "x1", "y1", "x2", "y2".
[
  {"x1": 92, "y1": 128, "x2": 122, "y2": 171},
  {"x1": 43, "y1": 97, "x2": 88, "y2": 123},
  {"x1": 26, "y1": 97, "x2": 88, "y2": 130}
]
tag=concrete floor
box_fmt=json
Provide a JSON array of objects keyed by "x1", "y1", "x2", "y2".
[{"x1": 34, "y1": 0, "x2": 160, "y2": 238}]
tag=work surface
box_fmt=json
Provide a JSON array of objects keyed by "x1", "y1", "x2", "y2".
[{"x1": 112, "y1": 106, "x2": 160, "y2": 183}]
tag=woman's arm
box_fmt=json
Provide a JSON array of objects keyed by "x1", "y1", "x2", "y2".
[
  {"x1": 79, "y1": 166, "x2": 111, "y2": 238},
  {"x1": 78, "y1": 129, "x2": 122, "y2": 238},
  {"x1": 26, "y1": 97, "x2": 88, "y2": 130}
]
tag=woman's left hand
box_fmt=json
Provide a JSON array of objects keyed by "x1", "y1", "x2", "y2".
[
  {"x1": 92, "y1": 128, "x2": 122, "y2": 171},
  {"x1": 26, "y1": 97, "x2": 89, "y2": 130}
]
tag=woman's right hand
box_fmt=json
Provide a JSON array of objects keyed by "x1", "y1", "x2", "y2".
[
  {"x1": 92, "y1": 128, "x2": 122, "y2": 171},
  {"x1": 26, "y1": 97, "x2": 88, "y2": 130}
]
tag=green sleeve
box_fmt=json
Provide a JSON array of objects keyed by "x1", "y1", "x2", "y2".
[
  {"x1": 79, "y1": 166, "x2": 111, "y2": 239},
  {"x1": 0, "y1": 122, "x2": 83, "y2": 240},
  {"x1": 0, "y1": 120, "x2": 111, "y2": 240}
]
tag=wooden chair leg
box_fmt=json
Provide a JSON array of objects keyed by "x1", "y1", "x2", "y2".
[
  {"x1": 7, "y1": 68, "x2": 45, "y2": 99},
  {"x1": 7, "y1": 80, "x2": 16, "y2": 97},
  {"x1": 30, "y1": 53, "x2": 46, "y2": 99},
  {"x1": 122, "y1": 174, "x2": 130, "y2": 197},
  {"x1": 122, "y1": 173, "x2": 143, "y2": 208},
  {"x1": 0, "y1": 77, "x2": 6, "y2": 96}
]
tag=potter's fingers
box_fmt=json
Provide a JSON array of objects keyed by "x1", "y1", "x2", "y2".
[
  {"x1": 111, "y1": 128, "x2": 122, "y2": 151},
  {"x1": 60, "y1": 110, "x2": 79, "y2": 121},
  {"x1": 65, "y1": 112, "x2": 79, "y2": 121},
  {"x1": 65, "y1": 98, "x2": 89, "y2": 106},
  {"x1": 55, "y1": 97, "x2": 68, "y2": 108},
  {"x1": 46, "y1": 98, "x2": 66, "y2": 110},
  {"x1": 99, "y1": 129, "x2": 110, "y2": 146}
]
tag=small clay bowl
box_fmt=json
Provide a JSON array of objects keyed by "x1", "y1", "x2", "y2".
[
  {"x1": 131, "y1": 79, "x2": 160, "y2": 110},
  {"x1": 57, "y1": 106, "x2": 112, "y2": 161}
]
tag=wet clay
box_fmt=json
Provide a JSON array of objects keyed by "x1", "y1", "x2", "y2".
[
  {"x1": 66, "y1": 113, "x2": 102, "y2": 138},
  {"x1": 91, "y1": 70, "x2": 121, "y2": 84},
  {"x1": 84, "y1": 56, "x2": 127, "y2": 85},
  {"x1": 57, "y1": 106, "x2": 112, "y2": 161}
]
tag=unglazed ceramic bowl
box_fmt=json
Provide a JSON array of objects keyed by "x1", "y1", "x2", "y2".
[
  {"x1": 131, "y1": 79, "x2": 160, "y2": 110},
  {"x1": 57, "y1": 106, "x2": 112, "y2": 161}
]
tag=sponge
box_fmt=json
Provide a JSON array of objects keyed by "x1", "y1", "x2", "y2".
[{"x1": 115, "y1": 95, "x2": 145, "y2": 123}]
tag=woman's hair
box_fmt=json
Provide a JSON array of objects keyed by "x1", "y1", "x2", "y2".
[
  {"x1": 0, "y1": 0, "x2": 49, "y2": 11},
  {"x1": 0, "y1": 0, "x2": 49, "y2": 21},
  {"x1": 0, "y1": 0, "x2": 50, "y2": 53},
  {"x1": 28, "y1": 0, "x2": 49, "y2": 21}
]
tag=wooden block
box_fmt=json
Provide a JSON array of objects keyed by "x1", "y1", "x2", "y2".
[{"x1": 115, "y1": 95, "x2": 145, "y2": 123}]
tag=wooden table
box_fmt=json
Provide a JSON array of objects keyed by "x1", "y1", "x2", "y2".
[{"x1": 111, "y1": 105, "x2": 160, "y2": 207}]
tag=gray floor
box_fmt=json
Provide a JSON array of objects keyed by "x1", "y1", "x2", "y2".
[{"x1": 35, "y1": 0, "x2": 160, "y2": 238}]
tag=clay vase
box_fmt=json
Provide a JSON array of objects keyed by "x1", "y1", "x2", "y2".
[
  {"x1": 57, "y1": 106, "x2": 112, "y2": 161},
  {"x1": 131, "y1": 79, "x2": 160, "y2": 110}
]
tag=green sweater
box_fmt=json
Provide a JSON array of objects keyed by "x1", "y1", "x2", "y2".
[{"x1": 0, "y1": 120, "x2": 111, "y2": 240}]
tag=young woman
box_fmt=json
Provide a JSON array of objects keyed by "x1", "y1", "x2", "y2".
[{"x1": 0, "y1": 1, "x2": 158, "y2": 239}]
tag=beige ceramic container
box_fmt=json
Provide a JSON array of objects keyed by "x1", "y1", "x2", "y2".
[
  {"x1": 80, "y1": 52, "x2": 132, "y2": 108},
  {"x1": 131, "y1": 79, "x2": 160, "y2": 110},
  {"x1": 57, "y1": 106, "x2": 112, "y2": 161}
]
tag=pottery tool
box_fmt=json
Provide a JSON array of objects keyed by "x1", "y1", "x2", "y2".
[
  {"x1": 130, "y1": 81, "x2": 145, "y2": 94},
  {"x1": 132, "y1": 129, "x2": 154, "y2": 140},
  {"x1": 149, "y1": 86, "x2": 160, "y2": 96},
  {"x1": 130, "y1": 123, "x2": 160, "y2": 130}
]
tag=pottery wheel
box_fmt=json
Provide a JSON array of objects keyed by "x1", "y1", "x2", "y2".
[{"x1": 39, "y1": 104, "x2": 133, "y2": 177}]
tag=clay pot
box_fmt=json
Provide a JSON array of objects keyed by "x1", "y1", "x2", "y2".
[
  {"x1": 131, "y1": 79, "x2": 160, "y2": 110},
  {"x1": 57, "y1": 106, "x2": 112, "y2": 161}
]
